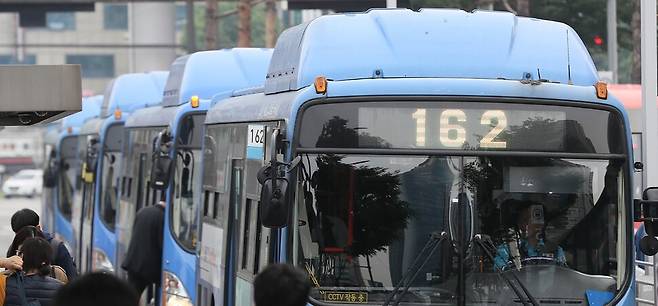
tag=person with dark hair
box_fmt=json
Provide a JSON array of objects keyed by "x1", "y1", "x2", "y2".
[
  {"x1": 4, "y1": 237, "x2": 63, "y2": 306},
  {"x1": 10, "y1": 209, "x2": 77, "y2": 279},
  {"x1": 254, "y1": 264, "x2": 311, "y2": 306},
  {"x1": 121, "y1": 201, "x2": 165, "y2": 299},
  {"x1": 493, "y1": 202, "x2": 566, "y2": 271},
  {"x1": 7, "y1": 226, "x2": 44, "y2": 259},
  {"x1": 53, "y1": 272, "x2": 138, "y2": 306}
]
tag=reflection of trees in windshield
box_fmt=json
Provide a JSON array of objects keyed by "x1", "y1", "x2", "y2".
[
  {"x1": 478, "y1": 117, "x2": 596, "y2": 153},
  {"x1": 315, "y1": 116, "x2": 391, "y2": 148},
  {"x1": 312, "y1": 154, "x2": 411, "y2": 258}
]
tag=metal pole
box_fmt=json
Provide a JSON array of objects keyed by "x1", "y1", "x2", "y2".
[
  {"x1": 386, "y1": 0, "x2": 397, "y2": 8},
  {"x1": 186, "y1": 0, "x2": 197, "y2": 53},
  {"x1": 641, "y1": 0, "x2": 658, "y2": 221},
  {"x1": 607, "y1": 0, "x2": 618, "y2": 83}
]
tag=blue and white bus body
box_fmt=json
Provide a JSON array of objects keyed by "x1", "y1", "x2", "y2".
[
  {"x1": 200, "y1": 9, "x2": 634, "y2": 306},
  {"x1": 74, "y1": 71, "x2": 168, "y2": 274},
  {"x1": 120, "y1": 48, "x2": 273, "y2": 306},
  {"x1": 51, "y1": 95, "x2": 102, "y2": 256}
]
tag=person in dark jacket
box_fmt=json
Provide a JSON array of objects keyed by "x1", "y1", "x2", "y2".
[
  {"x1": 10, "y1": 209, "x2": 77, "y2": 279},
  {"x1": 4, "y1": 237, "x2": 63, "y2": 306},
  {"x1": 53, "y1": 272, "x2": 138, "y2": 306},
  {"x1": 121, "y1": 201, "x2": 165, "y2": 298}
]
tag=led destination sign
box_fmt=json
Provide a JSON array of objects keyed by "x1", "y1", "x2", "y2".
[{"x1": 299, "y1": 101, "x2": 624, "y2": 154}]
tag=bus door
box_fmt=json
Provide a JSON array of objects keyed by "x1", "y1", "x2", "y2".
[
  {"x1": 79, "y1": 134, "x2": 99, "y2": 273},
  {"x1": 92, "y1": 123, "x2": 124, "y2": 272},
  {"x1": 198, "y1": 122, "x2": 275, "y2": 306},
  {"x1": 116, "y1": 128, "x2": 160, "y2": 279}
]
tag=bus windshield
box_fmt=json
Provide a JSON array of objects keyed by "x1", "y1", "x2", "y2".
[{"x1": 295, "y1": 101, "x2": 627, "y2": 305}]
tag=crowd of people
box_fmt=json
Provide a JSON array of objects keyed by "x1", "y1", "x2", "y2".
[{"x1": 0, "y1": 208, "x2": 311, "y2": 306}]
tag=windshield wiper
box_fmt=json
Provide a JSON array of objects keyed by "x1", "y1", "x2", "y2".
[
  {"x1": 382, "y1": 231, "x2": 448, "y2": 306},
  {"x1": 473, "y1": 234, "x2": 539, "y2": 306}
]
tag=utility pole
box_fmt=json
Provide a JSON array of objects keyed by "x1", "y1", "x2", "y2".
[
  {"x1": 237, "y1": 0, "x2": 251, "y2": 47},
  {"x1": 606, "y1": 0, "x2": 618, "y2": 83},
  {"x1": 265, "y1": 0, "x2": 276, "y2": 48},
  {"x1": 205, "y1": 0, "x2": 218, "y2": 49},
  {"x1": 186, "y1": 0, "x2": 197, "y2": 53},
  {"x1": 641, "y1": 0, "x2": 657, "y2": 191}
]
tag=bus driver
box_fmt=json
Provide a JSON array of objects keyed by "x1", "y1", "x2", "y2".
[{"x1": 493, "y1": 202, "x2": 567, "y2": 271}]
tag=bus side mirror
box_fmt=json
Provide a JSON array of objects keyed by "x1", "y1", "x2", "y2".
[
  {"x1": 151, "y1": 130, "x2": 173, "y2": 190},
  {"x1": 635, "y1": 187, "x2": 658, "y2": 255},
  {"x1": 258, "y1": 129, "x2": 300, "y2": 228}
]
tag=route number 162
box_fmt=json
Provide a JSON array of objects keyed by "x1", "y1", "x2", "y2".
[{"x1": 412, "y1": 109, "x2": 508, "y2": 149}]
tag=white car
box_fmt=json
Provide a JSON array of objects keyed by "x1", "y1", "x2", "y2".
[{"x1": 3, "y1": 169, "x2": 43, "y2": 198}]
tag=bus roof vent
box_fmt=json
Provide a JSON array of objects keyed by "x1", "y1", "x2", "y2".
[
  {"x1": 161, "y1": 48, "x2": 273, "y2": 107},
  {"x1": 264, "y1": 9, "x2": 599, "y2": 94}
]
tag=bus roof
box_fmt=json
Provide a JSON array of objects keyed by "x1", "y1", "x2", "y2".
[
  {"x1": 61, "y1": 95, "x2": 103, "y2": 132},
  {"x1": 265, "y1": 9, "x2": 598, "y2": 94},
  {"x1": 100, "y1": 71, "x2": 169, "y2": 118},
  {"x1": 161, "y1": 48, "x2": 273, "y2": 107}
]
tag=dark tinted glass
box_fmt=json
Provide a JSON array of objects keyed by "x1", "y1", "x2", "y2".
[{"x1": 299, "y1": 101, "x2": 625, "y2": 154}]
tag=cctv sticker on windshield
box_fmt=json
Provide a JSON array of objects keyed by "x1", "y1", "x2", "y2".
[{"x1": 321, "y1": 291, "x2": 368, "y2": 304}]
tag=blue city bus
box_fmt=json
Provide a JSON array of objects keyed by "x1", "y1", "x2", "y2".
[
  {"x1": 44, "y1": 95, "x2": 103, "y2": 254},
  {"x1": 198, "y1": 9, "x2": 635, "y2": 306},
  {"x1": 73, "y1": 71, "x2": 168, "y2": 274},
  {"x1": 119, "y1": 48, "x2": 272, "y2": 306}
]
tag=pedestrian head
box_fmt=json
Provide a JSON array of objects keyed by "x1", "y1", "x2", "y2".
[
  {"x1": 11, "y1": 208, "x2": 40, "y2": 233},
  {"x1": 254, "y1": 264, "x2": 311, "y2": 306},
  {"x1": 53, "y1": 272, "x2": 139, "y2": 306},
  {"x1": 7, "y1": 225, "x2": 45, "y2": 258},
  {"x1": 20, "y1": 237, "x2": 52, "y2": 276}
]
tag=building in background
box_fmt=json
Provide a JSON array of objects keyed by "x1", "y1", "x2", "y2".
[{"x1": 0, "y1": 2, "x2": 179, "y2": 94}]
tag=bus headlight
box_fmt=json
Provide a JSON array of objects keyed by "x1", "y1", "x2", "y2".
[
  {"x1": 91, "y1": 248, "x2": 114, "y2": 273},
  {"x1": 162, "y1": 271, "x2": 192, "y2": 306}
]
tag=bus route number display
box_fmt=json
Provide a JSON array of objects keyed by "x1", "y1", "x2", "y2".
[
  {"x1": 248, "y1": 124, "x2": 265, "y2": 147},
  {"x1": 412, "y1": 108, "x2": 507, "y2": 148}
]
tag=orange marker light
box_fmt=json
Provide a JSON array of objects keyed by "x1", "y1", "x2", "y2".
[
  {"x1": 114, "y1": 108, "x2": 122, "y2": 120},
  {"x1": 595, "y1": 81, "x2": 608, "y2": 99},
  {"x1": 67, "y1": 127, "x2": 72, "y2": 134},
  {"x1": 191, "y1": 95, "x2": 200, "y2": 108},
  {"x1": 314, "y1": 76, "x2": 327, "y2": 94}
]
